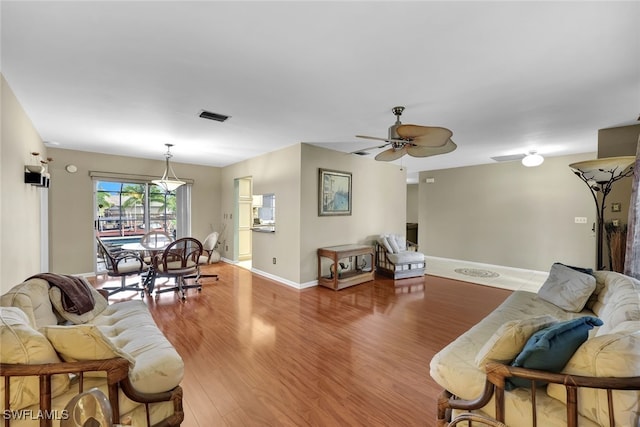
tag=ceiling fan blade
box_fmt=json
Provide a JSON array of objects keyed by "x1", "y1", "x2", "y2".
[
  {"x1": 396, "y1": 125, "x2": 453, "y2": 147},
  {"x1": 350, "y1": 143, "x2": 389, "y2": 154},
  {"x1": 355, "y1": 135, "x2": 409, "y2": 144},
  {"x1": 375, "y1": 147, "x2": 407, "y2": 161},
  {"x1": 355, "y1": 135, "x2": 391, "y2": 143},
  {"x1": 406, "y1": 139, "x2": 457, "y2": 158}
]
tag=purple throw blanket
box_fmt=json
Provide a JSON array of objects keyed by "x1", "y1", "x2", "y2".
[{"x1": 29, "y1": 273, "x2": 95, "y2": 315}]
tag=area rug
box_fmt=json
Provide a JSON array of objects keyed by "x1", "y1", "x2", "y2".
[{"x1": 454, "y1": 268, "x2": 500, "y2": 278}]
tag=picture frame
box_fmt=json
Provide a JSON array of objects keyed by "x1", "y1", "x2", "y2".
[
  {"x1": 319, "y1": 168, "x2": 352, "y2": 216},
  {"x1": 611, "y1": 202, "x2": 621, "y2": 213}
]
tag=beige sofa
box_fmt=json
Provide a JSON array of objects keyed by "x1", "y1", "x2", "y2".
[
  {"x1": 430, "y1": 268, "x2": 640, "y2": 427},
  {"x1": 0, "y1": 277, "x2": 184, "y2": 426}
]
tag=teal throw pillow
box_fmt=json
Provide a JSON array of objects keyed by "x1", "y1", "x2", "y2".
[{"x1": 505, "y1": 316, "x2": 603, "y2": 390}]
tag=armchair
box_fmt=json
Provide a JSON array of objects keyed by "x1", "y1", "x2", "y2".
[{"x1": 375, "y1": 234, "x2": 425, "y2": 279}]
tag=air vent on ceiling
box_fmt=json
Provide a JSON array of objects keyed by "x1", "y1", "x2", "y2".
[
  {"x1": 490, "y1": 153, "x2": 526, "y2": 162},
  {"x1": 199, "y1": 110, "x2": 230, "y2": 122},
  {"x1": 352, "y1": 151, "x2": 370, "y2": 156}
]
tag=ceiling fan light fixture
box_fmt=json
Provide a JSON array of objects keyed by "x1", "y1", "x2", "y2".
[
  {"x1": 152, "y1": 143, "x2": 185, "y2": 192},
  {"x1": 522, "y1": 151, "x2": 544, "y2": 167}
]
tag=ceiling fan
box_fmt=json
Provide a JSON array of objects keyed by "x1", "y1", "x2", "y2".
[{"x1": 354, "y1": 106, "x2": 457, "y2": 161}]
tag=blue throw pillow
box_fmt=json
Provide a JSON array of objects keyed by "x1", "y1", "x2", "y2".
[{"x1": 505, "y1": 316, "x2": 603, "y2": 390}]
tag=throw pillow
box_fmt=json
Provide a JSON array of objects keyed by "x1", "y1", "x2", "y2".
[
  {"x1": 474, "y1": 315, "x2": 558, "y2": 369},
  {"x1": 388, "y1": 235, "x2": 400, "y2": 253},
  {"x1": 49, "y1": 281, "x2": 108, "y2": 324},
  {"x1": 393, "y1": 234, "x2": 407, "y2": 252},
  {"x1": 379, "y1": 235, "x2": 394, "y2": 254},
  {"x1": 537, "y1": 263, "x2": 597, "y2": 312},
  {"x1": 506, "y1": 316, "x2": 603, "y2": 390},
  {"x1": 0, "y1": 307, "x2": 70, "y2": 409},
  {"x1": 42, "y1": 324, "x2": 135, "y2": 366}
]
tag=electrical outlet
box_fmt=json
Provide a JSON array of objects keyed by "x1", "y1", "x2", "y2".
[
  {"x1": 272, "y1": 257, "x2": 277, "y2": 264},
  {"x1": 574, "y1": 217, "x2": 587, "y2": 224}
]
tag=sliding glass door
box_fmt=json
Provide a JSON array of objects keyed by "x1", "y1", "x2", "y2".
[{"x1": 94, "y1": 179, "x2": 188, "y2": 270}]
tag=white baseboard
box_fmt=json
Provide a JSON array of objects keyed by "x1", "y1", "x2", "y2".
[{"x1": 425, "y1": 255, "x2": 548, "y2": 276}]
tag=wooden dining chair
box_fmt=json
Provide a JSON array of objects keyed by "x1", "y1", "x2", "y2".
[
  {"x1": 193, "y1": 232, "x2": 220, "y2": 283},
  {"x1": 140, "y1": 230, "x2": 174, "y2": 264},
  {"x1": 96, "y1": 237, "x2": 148, "y2": 297},
  {"x1": 151, "y1": 237, "x2": 203, "y2": 300}
]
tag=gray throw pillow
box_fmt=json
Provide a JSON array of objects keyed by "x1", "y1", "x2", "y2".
[{"x1": 537, "y1": 263, "x2": 596, "y2": 312}]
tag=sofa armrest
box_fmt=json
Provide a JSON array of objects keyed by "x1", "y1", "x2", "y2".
[
  {"x1": 436, "y1": 362, "x2": 640, "y2": 427},
  {"x1": 1, "y1": 358, "x2": 129, "y2": 426},
  {"x1": 0, "y1": 357, "x2": 184, "y2": 427},
  {"x1": 120, "y1": 378, "x2": 184, "y2": 427}
]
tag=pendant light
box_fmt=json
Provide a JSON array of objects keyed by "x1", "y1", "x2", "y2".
[{"x1": 152, "y1": 144, "x2": 185, "y2": 192}]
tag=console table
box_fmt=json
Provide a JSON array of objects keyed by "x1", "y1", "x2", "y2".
[{"x1": 317, "y1": 244, "x2": 374, "y2": 290}]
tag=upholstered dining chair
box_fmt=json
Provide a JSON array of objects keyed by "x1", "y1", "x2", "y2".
[
  {"x1": 151, "y1": 237, "x2": 203, "y2": 300},
  {"x1": 140, "y1": 230, "x2": 174, "y2": 263},
  {"x1": 96, "y1": 237, "x2": 149, "y2": 297},
  {"x1": 194, "y1": 231, "x2": 220, "y2": 283}
]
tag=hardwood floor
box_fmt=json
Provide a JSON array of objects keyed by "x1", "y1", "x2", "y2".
[{"x1": 93, "y1": 263, "x2": 511, "y2": 427}]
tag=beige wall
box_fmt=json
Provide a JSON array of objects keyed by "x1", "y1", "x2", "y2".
[
  {"x1": 407, "y1": 184, "x2": 419, "y2": 223},
  {"x1": 220, "y1": 144, "x2": 303, "y2": 284},
  {"x1": 220, "y1": 143, "x2": 407, "y2": 285},
  {"x1": 1, "y1": 75, "x2": 48, "y2": 292},
  {"x1": 46, "y1": 148, "x2": 221, "y2": 274},
  {"x1": 299, "y1": 144, "x2": 406, "y2": 284},
  {"x1": 418, "y1": 153, "x2": 598, "y2": 271}
]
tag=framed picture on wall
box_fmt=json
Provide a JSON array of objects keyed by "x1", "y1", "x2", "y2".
[{"x1": 319, "y1": 168, "x2": 352, "y2": 216}]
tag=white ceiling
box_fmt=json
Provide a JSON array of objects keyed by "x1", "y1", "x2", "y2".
[{"x1": 2, "y1": 1, "x2": 639, "y2": 182}]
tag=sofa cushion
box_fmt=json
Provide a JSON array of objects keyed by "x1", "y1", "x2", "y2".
[
  {"x1": 387, "y1": 251, "x2": 425, "y2": 264},
  {"x1": 49, "y1": 283, "x2": 108, "y2": 324},
  {"x1": 0, "y1": 279, "x2": 58, "y2": 328},
  {"x1": 590, "y1": 271, "x2": 640, "y2": 335},
  {"x1": 92, "y1": 300, "x2": 184, "y2": 394},
  {"x1": 546, "y1": 320, "x2": 640, "y2": 426},
  {"x1": 0, "y1": 307, "x2": 70, "y2": 410},
  {"x1": 42, "y1": 324, "x2": 136, "y2": 367},
  {"x1": 537, "y1": 263, "x2": 596, "y2": 312},
  {"x1": 474, "y1": 315, "x2": 558, "y2": 369},
  {"x1": 507, "y1": 316, "x2": 603, "y2": 389}
]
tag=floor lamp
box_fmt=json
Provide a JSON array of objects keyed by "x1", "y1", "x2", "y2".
[{"x1": 569, "y1": 156, "x2": 635, "y2": 269}]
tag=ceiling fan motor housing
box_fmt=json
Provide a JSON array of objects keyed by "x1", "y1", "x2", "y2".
[{"x1": 388, "y1": 106, "x2": 406, "y2": 142}]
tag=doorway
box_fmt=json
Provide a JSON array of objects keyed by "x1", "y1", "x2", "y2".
[{"x1": 234, "y1": 177, "x2": 253, "y2": 266}]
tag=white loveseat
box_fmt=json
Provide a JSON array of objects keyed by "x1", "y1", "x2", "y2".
[
  {"x1": 430, "y1": 267, "x2": 640, "y2": 427},
  {"x1": 0, "y1": 277, "x2": 184, "y2": 427}
]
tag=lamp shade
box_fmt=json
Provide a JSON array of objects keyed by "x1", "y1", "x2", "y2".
[
  {"x1": 152, "y1": 178, "x2": 184, "y2": 192},
  {"x1": 152, "y1": 144, "x2": 185, "y2": 192},
  {"x1": 569, "y1": 156, "x2": 635, "y2": 184}
]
